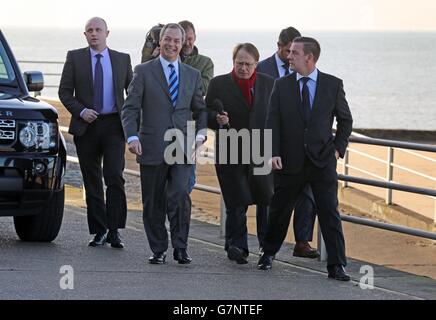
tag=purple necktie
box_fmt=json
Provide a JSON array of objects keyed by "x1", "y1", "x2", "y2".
[{"x1": 93, "y1": 54, "x2": 103, "y2": 113}]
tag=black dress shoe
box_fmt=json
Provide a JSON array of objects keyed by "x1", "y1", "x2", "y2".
[
  {"x1": 327, "y1": 264, "x2": 351, "y2": 281},
  {"x1": 149, "y1": 252, "x2": 166, "y2": 264},
  {"x1": 257, "y1": 253, "x2": 274, "y2": 270},
  {"x1": 88, "y1": 232, "x2": 107, "y2": 247},
  {"x1": 227, "y1": 246, "x2": 248, "y2": 264},
  {"x1": 173, "y1": 248, "x2": 192, "y2": 264},
  {"x1": 107, "y1": 229, "x2": 124, "y2": 249}
]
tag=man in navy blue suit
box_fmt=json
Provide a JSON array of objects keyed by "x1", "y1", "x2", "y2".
[
  {"x1": 258, "y1": 37, "x2": 353, "y2": 281},
  {"x1": 257, "y1": 27, "x2": 319, "y2": 259}
]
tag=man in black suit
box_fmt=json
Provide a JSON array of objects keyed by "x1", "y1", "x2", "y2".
[
  {"x1": 257, "y1": 27, "x2": 319, "y2": 259},
  {"x1": 59, "y1": 17, "x2": 133, "y2": 248},
  {"x1": 258, "y1": 37, "x2": 353, "y2": 281}
]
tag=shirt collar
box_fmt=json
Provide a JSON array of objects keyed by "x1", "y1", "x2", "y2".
[
  {"x1": 274, "y1": 53, "x2": 286, "y2": 67},
  {"x1": 90, "y1": 47, "x2": 109, "y2": 59},
  {"x1": 159, "y1": 56, "x2": 179, "y2": 70},
  {"x1": 296, "y1": 68, "x2": 318, "y2": 83}
]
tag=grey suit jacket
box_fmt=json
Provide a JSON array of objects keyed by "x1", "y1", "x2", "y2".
[
  {"x1": 121, "y1": 58, "x2": 207, "y2": 165},
  {"x1": 58, "y1": 47, "x2": 133, "y2": 136},
  {"x1": 256, "y1": 54, "x2": 280, "y2": 79}
]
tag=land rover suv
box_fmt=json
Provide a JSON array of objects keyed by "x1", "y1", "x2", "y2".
[{"x1": 0, "y1": 30, "x2": 66, "y2": 242}]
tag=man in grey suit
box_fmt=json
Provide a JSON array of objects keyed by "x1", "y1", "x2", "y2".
[
  {"x1": 257, "y1": 26, "x2": 319, "y2": 259},
  {"x1": 122, "y1": 23, "x2": 207, "y2": 265},
  {"x1": 59, "y1": 17, "x2": 132, "y2": 248}
]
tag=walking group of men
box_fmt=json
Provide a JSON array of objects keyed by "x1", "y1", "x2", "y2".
[{"x1": 59, "y1": 17, "x2": 353, "y2": 281}]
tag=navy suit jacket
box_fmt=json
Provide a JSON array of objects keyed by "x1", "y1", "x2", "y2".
[
  {"x1": 256, "y1": 54, "x2": 280, "y2": 79},
  {"x1": 266, "y1": 71, "x2": 353, "y2": 174}
]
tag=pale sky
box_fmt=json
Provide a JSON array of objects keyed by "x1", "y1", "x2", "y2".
[{"x1": 3, "y1": 0, "x2": 436, "y2": 31}]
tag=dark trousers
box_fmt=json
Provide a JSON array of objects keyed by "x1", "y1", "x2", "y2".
[
  {"x1": 140, "y1": 163, "x2": 192, "y2": 254},
  {"x1": 74, "y1": 114, "x2": 127, "y2": 235},
  {"x1": 263, "y1": 158, "x2": 347, "y2": 266},
  {"x1": 256, "y1": 185, "x2": 316, "y2": 247},
  {"x1": 293, "y1": 184, "x2": 316, "y2": 242},
  {"x1": 225, "y1": 205, "x2": 249, "y2": 255}
]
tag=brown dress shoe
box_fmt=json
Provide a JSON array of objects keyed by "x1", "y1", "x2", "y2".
[{"x1": 293, "y1": 241, "x2": 320, "y2": 259}]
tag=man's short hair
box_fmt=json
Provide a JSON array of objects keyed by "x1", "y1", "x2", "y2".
[
  {"x1": 85, "y1": 17, "x2": 108, "y2": 30},
  {"x1": 292, "y1": 37, "x2": 321, "y2": 62},
  {"x1": 278, "y1": 27, "x2": 301, "y2": 46},
  {"x1": 159, "y1": 23, "x2": 186, "y2": 43},
  {"x1": 178, "y1": 20, "x2": 196, "y2": 35},
  {"x1": 232, "y1": 43, "x2": 260, "y2": 62}
]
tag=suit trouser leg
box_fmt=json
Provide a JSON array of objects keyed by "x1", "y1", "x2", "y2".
[
  {"x1": 263, "y1": 172, "x2": 307, "y2": 255},
  {"x1": 166, "y1": 164, "x2": 192, "y2": 250},
  {"x1": 225, "y1": 205, "x2": 249, "y2": 254},
  {"x1": 308, "y1": 160, "x2": 347, "y2": 266},
  {"x1": 140, "y1": 163, "x2": 169, "y2": 254},
  {"x1": 293, "y1": 184, "x2": 316, "y2": 241},
  {"x1": 101, "y1": 117, "x2": 127, "y2": 231},
  {"x1": 74, "y1": 125, "x2": 107, "y2": 235},
  {"x1": 256, "y1": 205, "x2": 268, "y2": 248}
]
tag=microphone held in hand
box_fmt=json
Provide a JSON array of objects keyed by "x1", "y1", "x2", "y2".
[{"x1": 213, "y1": 99, "x2": 230, "y2": 129}]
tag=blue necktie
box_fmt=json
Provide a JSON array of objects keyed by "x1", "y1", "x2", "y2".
[
  {"x1": 93, "y1": 54, "x2": 104, "y2": 113},
  {"x1": 300, "y1": 77, "x2": 311, "y2": 123},
  {"x1": 168, "y1": 63, "x2": 179, "y2": 107}
]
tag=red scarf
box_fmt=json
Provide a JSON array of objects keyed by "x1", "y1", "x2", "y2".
[{"x1": 231, "y1": 68, "x2": 256, "y2": 108}]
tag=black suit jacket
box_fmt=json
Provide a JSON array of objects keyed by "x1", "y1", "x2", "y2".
[
  {"x1": 256, "y1": 54, "x2": 280, "y2": 79},
  {"x1": 58, "y1": 47, "x2": 133, "y2": 136},
  {"x1": 266, "y1": 70, "x2": 353, "y2": 174},
  {"x1": 206, "y1": 72, "x2": 274, "y2": 206}
]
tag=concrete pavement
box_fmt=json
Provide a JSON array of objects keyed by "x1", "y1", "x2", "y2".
[{"x1": 0, "y1": 191, "x2": 435, "y2": 300}]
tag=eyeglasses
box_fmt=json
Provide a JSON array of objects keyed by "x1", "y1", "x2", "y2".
[{"x1": 234, "y1": 61, "x2": 256, "y2": 68}]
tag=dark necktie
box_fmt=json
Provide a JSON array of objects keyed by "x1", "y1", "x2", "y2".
[
  {"x1": 168, "y1": 63, "x2": 179, "y2": 107},
  {"x1": 93, "y1": 54, "x2": 104, "y2": 113},
  {"x1": 300, "y1": 77, "x2": 311, "y2": 123},
  {"x1": 282, "y1": 63, "x2": 290, "y2": 76}
]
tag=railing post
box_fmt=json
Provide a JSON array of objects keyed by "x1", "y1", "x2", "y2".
[
  {"x1": 342, "y1": 148, "x2": 349, "y2": 188},
  {"x1": 434, "y1": 198, "x2": 436, "y2": 225},
  {"x1": 220, "y1": 195, "x2": 226, "y2": 238},
  {"x1": 386, "y1": 147, "x2": 394, "y2": 205},
  {"x1": 317, "y1": 220, "x2": 327, "y2": 262}
]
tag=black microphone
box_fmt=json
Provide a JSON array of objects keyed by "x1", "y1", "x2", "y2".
[{"x1": 213, "y1": 99, "x2": 230, "y2": 129}]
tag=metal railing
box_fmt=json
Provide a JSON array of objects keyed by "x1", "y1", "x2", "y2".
[{"x1": 341, "y1": 133, "x2": 436, "y2": 223}]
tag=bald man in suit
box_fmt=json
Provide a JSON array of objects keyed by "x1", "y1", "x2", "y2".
[{"x1": 59, "y1": 17, "x2": 132, "y2": 248}]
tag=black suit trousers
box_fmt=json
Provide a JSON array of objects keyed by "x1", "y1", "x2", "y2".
[
  {"x1": 140, "y1": 163, "x2": 192, "y2": 254},
  {"x1": 74, "y1": 115, "x2": 127, "y2": 234},
  {"x1": 263, "y1": 157, "x2": 347, "y2": 266},
  {"x1": 255, "y1": 185, "x2": 317, "y2": 245}
]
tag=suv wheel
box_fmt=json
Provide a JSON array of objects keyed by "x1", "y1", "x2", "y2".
[{"x1": 13, "y1": 187, "x2": 65, "y2": 242}]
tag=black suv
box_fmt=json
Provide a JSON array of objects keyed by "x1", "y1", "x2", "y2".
[{"x1": 0, "y1": 30, "x2": 66, "y2": 242}]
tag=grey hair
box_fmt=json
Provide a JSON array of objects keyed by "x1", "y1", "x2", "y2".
[{"x1": 159, "y1": 23, "x2": 186, "y2": 43}]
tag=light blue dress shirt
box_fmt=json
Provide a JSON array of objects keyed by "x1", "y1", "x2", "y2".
[
  {"x1": 90, "y1": 47, "x2": 116, "y2": 114},
  {"x1": 274, "y1": 53, "x2": 291, "y2": 78}
]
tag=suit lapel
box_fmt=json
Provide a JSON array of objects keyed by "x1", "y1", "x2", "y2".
[
  {"x1": 175, "y1": 62, "x2": 187, "y2": 109},
  {"x1": 308, "y1": 71, "x2": 324, "y2": 122},
  {"x1": 108, "y1": 49, "x2": 119, "y2": 101},
  {"x1": 151, "y1": 59, "x2": 172, "y2": 104},
  {"x1": 251, "y1": 77, "x2": 265, "y2": 114},
  {"x1": 270, "y1": 55, "x2": 280, "y2": 79},
  {"x1": 84, "y1": 48, "x2": 93, "y2": 96}
]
